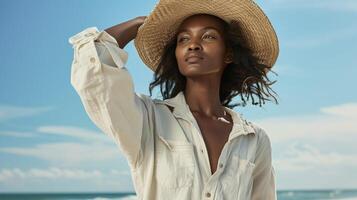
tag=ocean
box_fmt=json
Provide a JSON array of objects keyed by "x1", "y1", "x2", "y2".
[{"x1": 1, "y1": 189, "x2": 357, "y2": 200}]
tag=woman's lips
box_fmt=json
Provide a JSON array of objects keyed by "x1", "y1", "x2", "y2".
[{"x1": 186, "y1": 56, "x2": 203, "y2": 63}]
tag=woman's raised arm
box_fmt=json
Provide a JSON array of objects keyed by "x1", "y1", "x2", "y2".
[
  {"x1": 104, "y1": 16, "x2": 146, "y2": 48},
  {"x1": 68, "y1": 16, "x2": 153, "y2": 170}
]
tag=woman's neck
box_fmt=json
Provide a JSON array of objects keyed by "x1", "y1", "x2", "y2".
[{"x1": 184, "y1": 76, "x2": 225, "y2": 118}]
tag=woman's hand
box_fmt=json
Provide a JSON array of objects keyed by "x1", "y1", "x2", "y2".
[
  {"x1": 104, "y1": 16, "x2": 147, "y2": 48},
  {"x1": 135, "y1": 16, "x2": 147, "y2": 27}
]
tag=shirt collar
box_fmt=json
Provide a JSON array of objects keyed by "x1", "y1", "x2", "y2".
[{"x1": 154, "y1": 91, "x2": 256, "y2": 141}]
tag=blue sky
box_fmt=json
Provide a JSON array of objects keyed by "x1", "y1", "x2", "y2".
[{"x1": 0, "y1": 0, "x2": 357, "y2": 193}]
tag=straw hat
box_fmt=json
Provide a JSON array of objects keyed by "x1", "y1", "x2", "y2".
[{"x1": 134, "y1": 0, "x2": 279, "y2": 74}]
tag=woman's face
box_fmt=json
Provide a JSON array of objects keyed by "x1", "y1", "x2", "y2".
[{"x1": 175, "y1": 14, "x2": 231, "y2": 78}]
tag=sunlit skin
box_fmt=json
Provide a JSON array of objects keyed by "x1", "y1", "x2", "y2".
[
  {"x1": 175, "y1": 14, "x2": 230, "y2": 78},
  {"x1": 175, "y1": 14, "x2": 235, "y2": 174},
  {"x1": 175, "y1": 14, "x2": 233, "y2": 118}
]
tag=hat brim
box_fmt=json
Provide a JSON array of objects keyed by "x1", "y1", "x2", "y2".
[{"x1": 134, "y1": 0, "x2": 279, "y2": 74}]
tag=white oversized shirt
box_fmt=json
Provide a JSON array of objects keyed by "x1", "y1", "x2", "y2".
[{"x1": 68, "y1": 26, "x2": 277, "y2": 200}]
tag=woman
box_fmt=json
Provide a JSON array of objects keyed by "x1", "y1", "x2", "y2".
[{"x1": 69, "y1": 0, "x2": 279, "y2": 199}]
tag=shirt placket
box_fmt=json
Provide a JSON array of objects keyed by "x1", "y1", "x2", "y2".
[
  {"x1": 173, "y1": 107, "x2": 233, "y2": 200},
  {"x1": 201, "y1": 141, "x2": 231, "y2": 199}
]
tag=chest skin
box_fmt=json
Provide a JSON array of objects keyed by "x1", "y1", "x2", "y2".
[{"x1": 192, "y1": 112, "x2": 233, "y2": 175}]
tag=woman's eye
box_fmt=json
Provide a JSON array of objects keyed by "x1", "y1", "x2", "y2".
[
  {"x1": 203, "y1": 35, "x2": 216, "y2": 39},
  {"x1": 178, "y1": 37, "x2": 189, "y2": 42},
  {"x1": 177, "y1": 34, "x2": 216, "y2": 43}
]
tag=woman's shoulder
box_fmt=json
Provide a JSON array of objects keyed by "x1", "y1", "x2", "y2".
[
  {"x1": 242, "y1": 117, "x2": 272, "y2": 146},
  {"x1": 134, "y1": 92, "x2": 172, "y2": 113}
]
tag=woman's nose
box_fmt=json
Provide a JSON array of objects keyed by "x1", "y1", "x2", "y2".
[{"x1": 188, "y1": 40, "x2": 202, "y2": 51}]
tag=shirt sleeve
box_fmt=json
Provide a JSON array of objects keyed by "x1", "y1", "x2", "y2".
[
  {"x1": 68, "y1": 26, "x2": 151, "y2": 169},
  {"x1": 251, "y1": 127, "x2": 277, "y2": 200}
]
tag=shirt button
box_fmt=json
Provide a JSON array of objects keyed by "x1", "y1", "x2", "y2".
[
  {"x1": 90, "y1": 57, "x2": 96, "y2": 63},
  {"x1": 219, "y1": 163, "x2": 223, "y2": 168},
  {"x1": 200, "y1": 149, "x2": 204, "y2": 153},
  {"x1": 205, "y1": 192, "x2": 211, "y2": 198}
]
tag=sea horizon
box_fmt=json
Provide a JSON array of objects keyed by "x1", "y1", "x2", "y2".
[{"x1": 1, "y1": 188, "x2": 357, "y2": 200}]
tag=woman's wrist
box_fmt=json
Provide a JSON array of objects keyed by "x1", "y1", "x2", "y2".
[{"x1": 104, "y1": 16, "x2": 145, "y2": 48}]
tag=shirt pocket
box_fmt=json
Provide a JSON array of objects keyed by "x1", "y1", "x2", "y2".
[
  {"x1": 219, "y1": 155, "x2": 256, "y2": 198},
  {"x1": 155, "y1": 138, "x2": 195, "y2": 190}
]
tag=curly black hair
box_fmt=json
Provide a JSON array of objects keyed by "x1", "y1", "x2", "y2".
[{"x1": 148, "y1": 14, "x2": 279, "y2": 109}]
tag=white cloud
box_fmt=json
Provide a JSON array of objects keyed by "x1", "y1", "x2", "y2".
[
  {"x1": 0, "y1": 125, "x2": 125, "y2": 167},
  {"x1": 0, "y1": 167, "x2": 105, "y2": 181},
  {"x1": 0, "y1": 125, "x2": 112, "y2": 142},
  {"x1": 255, "y1": 102, "x2": 357, "y2": 142},
  {"x1": 0, "y1": 105, "x2": 53, "y2": 122},
  {"x1": 110, "y1": 169, "x2": 131, "y2": 176},
  {"x1": 320, "y1": 102, "x2": 357, "y2": 118},
  {"x1": 0, "y1": 167, "x2": 134, "y2": 192},
  {"x1": 37, "y1": 125, "x2": 112, "y2": 143},
  {"x1": 273, "y1": 142, "x2": 357, "y2": 171},
  {"x1": 254, "y1": 102, "x2": 357, "y2": 188},
  {"x1": 0, "y1": 142, "x2": 123, "y2": 167}
]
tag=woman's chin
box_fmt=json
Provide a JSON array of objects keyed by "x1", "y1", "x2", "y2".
[{"x1": 181, "y1": 68, "x2": 220, "y2": 78}]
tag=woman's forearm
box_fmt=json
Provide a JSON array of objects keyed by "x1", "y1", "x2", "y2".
[{"x1": 104, "y1": 16, "x2": 146, "y2": 49}]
